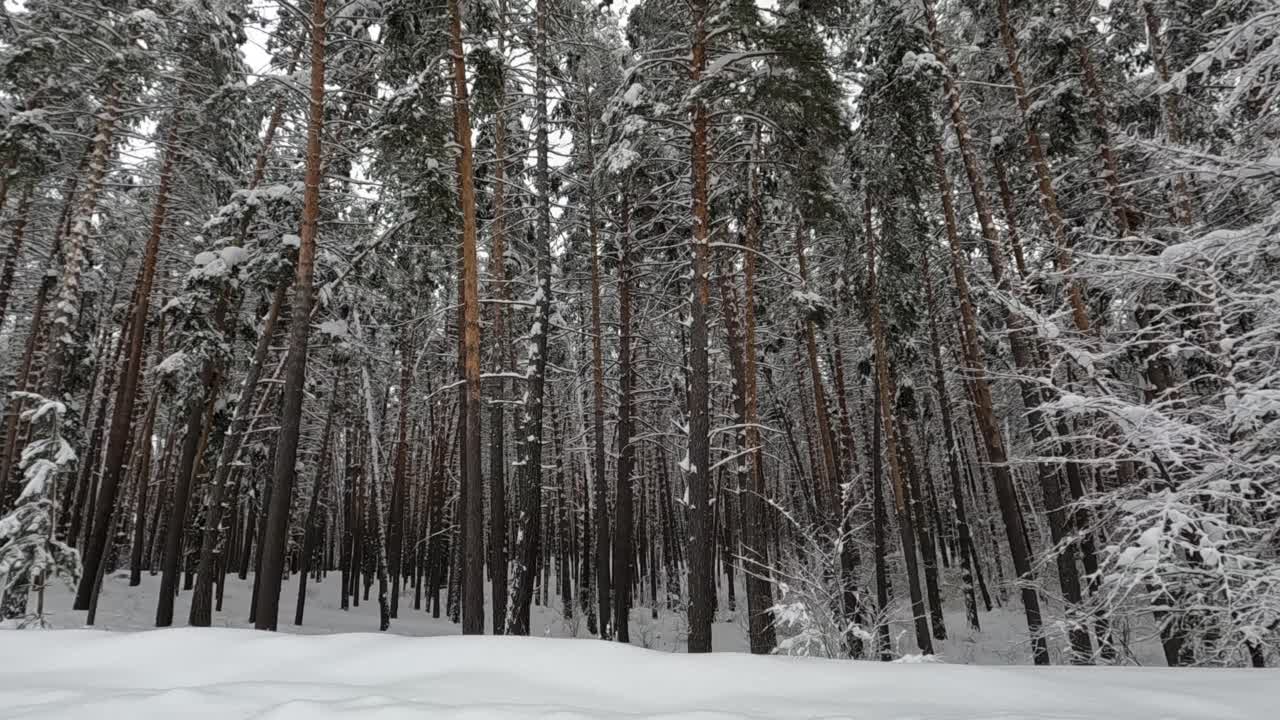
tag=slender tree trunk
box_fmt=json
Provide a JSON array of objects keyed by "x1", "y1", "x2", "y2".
[
  {"x1": 899, "y1": 414, "x2": 947, "y2": 641},
  {"x1": 866, "y1": 375, "x2": 892, "y2": 660},
  {"x1": 486, "y1": 10, "x2": 511, "y2": 629},
  {"x1": 355, "y1": 315, "x2": 393, "y2": 631},
  {"x1": 929, "y1": 138, "x2": 1049, "y2": 663},
  {"x1": 253, "y1": 0, "x2": 326, "y2": 630},
  {"x1": 994, "y1": 0, "x2": 1091, "y2": 334},
  {"x1": 190, "y1": 285, "x2": 285, "y2": 624},
  {"x1": 387, "y1": 331, "x2": 412, "y2": 619},
  {"x1": 1141, "y1": 0, "x2": 1195, "y2": 224},
  {"x1": 865, "y1": 196, "x2": 933, "y2": 656},
  {"x1": 921, "y1": 251, "x2": 980, "y2": 631},
  {"x1": 792, "y1": 224, "x2": 842, "y2": 520},
  {"x1": 447, "y1": 0, "x2": 485, "y2": 636},
  {"x1": 156, "y1": 358, "x2": 217, "y2": 627},
  {"x1": 64, "y1": 86, "x2": 127, "y2": 610},
  {"x1": 128, "y1": 391, "x2": 162, "y2": 587},
  {"x1": 683, "y1": 0, "x2": 715, "y2": 654},
  {"x1": 924, "y1": 0, "x2": 1050, "y2": 662},
  {"x1": 613, "y1": 197, "x2": 634, "y2": 643},
  {"x1": 733, "y1": 158, "x2": 777, "y2": 653},
  {"x1": 506, "y1": 0, "x2": 552, "y2": 637},
  {"x1": 295, "y1": 376, "x2": 339, "y2": 625}
]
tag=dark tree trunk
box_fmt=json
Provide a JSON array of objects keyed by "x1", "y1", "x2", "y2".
[
  {"x1": 295, "y1": 377, "x2": 339, "y2": 625},
  {"x1": 683, "y1": 0, "x2": 715, "y2": 654},
  {"x1": 252, "y1": 0, "x2": 326, "y2": 631}
]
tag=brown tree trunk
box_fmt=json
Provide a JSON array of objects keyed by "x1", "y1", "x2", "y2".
[
  {"x1": 995, "y1": 0, "x2": 1091, "y2": 334},
  {"x1": 253, "y1": 0, "x2": 326, "y2": 630},
  {"x1": 579, "y1": 74, "x2": 613, "y2": 644},
  {"x1": 929, "y1": 139, "x2": 1049, "y2": 664},
  {"x1": 898, "y1": 413, "x2": 947, "y2": 642},
  {"x1": 865, "y1": 196, "x2": 933, "y2": 656},
  {"x1": 447, "y1": 0, "x2": 485, "y2": 636},
  {"x1": 864, "y1": 373, "x2": 893, "y2": 660},
  {"x1": 65, "y1": 87, "x2": 130, "y2": 609},
  {"x1": 1142, "y1": 0, "x2": 1195, "y2": 225},
  {"x1": 684, "y1": 0, "x2": 715, "y2": 654},
  {"x1": 190, "y1": 285, "x2": 285, "y2": 624},
  {"x1": 792, "y1": 223, "x2": 842, "y2": 520},
  {"x1": 921, "y1": 250, "x2": 980, "y2": 631},
  {"x1": 924, "y1": 0, "x2": 1050, "y2": 662},
  {"x1": 736, "y1": 158, "x2": 776, "y2": 654},
  {"x1": 128, "y1": 390, "x2": 163, "y2": 587}
]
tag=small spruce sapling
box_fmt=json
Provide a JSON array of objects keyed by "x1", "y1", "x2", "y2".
[{"x1": 0, "y1": 393, "x2": 81, "y2": 625}]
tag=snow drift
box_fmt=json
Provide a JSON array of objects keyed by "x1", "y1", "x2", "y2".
[{"x1": 0, "y1": 629, "x2": 1272, "y2": 719}]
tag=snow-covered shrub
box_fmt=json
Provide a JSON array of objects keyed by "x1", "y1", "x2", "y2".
[
  {"x1": 766, "y1": 518, "x2": 874, "y2": 659},
  {"x1": 1039, "y1": 201, "x2": 1280, "y2": 666}
]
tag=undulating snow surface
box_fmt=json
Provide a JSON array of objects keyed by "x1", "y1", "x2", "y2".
[
  {"x1": 5, "y1": 572, "x2": 1273, "y2": 718},
  {"x1": 0, "y1": 628, "x2": 1273, "y2": 720}
]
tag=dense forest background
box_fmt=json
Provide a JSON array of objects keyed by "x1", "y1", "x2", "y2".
[{"x1": 0, "y1": 0, "x2": 1277, "y2": 668}]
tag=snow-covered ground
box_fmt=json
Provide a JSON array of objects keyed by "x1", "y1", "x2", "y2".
[
  {"x1": 1, "y1": 628, "x2": 1272, "y2": 719},
  {"x1": 3, "y1": 571, "x2": 1274, "y2": 718},
  {"x1": 30, "y1": 567, "x2": 1170, "y2": 664}
]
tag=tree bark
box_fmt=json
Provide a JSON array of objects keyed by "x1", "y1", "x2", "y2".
[
  {"x1": 253, "y1": 0, "x2": 326, "y2": 630},
  {"x1": 447, "y1": 0, "x2": 485, "y2": 636},
  {"x1": 295, "y1": 374, "x2": 339, "y2": 625},
  {"x1": 613, "y1": 196, "x2": 634, "y2": 643},
  {"x1": 684, "y1": 0, "x2": 715, "y2": 654},
  {"x1": 865, "y1": 195, "x2": 933, "y2": 656},
  {"x1": 64, "y1": 86, "x2": 126, "y2": 608},
  {"x1": 0, "y1": 187, "x2": 32, "y2": 328},
  {"x1": 921, "y1": 250, "x2": 980, "y2": 631},
  {"x1": 924, "y1": 0, "x2": 1050, "y2": 662}
]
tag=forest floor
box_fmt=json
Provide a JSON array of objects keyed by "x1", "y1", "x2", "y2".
[
  {"x1": 4, "y1": 571, "x2": 1272, "y2": 718},
  {"x1": 30, "y1": 566, "x2": 1172, "y2": 665}
]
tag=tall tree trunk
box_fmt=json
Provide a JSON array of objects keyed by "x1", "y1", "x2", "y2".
[
  {"x1": 995, "y1": 0, "x2": 1091, "y2": 335},
  {"x1": 253, "y1": 0, "x2": 326, "y2": 630},
  {"x1": 295, "y1": 375, "x2": 339, "y2": 625},
  {"x1": 387, "y1": 330, "x2": 412, "y2": 619},
  {"x1": 929, "y1": 137, "x2": 1049, "y2": 664},
  {"x1": 129, "y1": 391, "x2": 162, "y2": 587},
  {"x1": 866, "y1": 374, "x2": 892, "y2": 660},
  {"x1": 924, "y1": 0, "x2": 1050, "y2": 662},
  {"x1": 899, "y1": 413, "x2": 947, "y2": 641},
  {"x1": 190, "y1": 285, "x2": 285, "y2": 625},
  {"x1": 506, "y1": 0, "x2": 552, "y2": 637},
  {"x1": 447, "y1": 0, "x2": 485, "y2": 636},
  {"x1": 921, "y1": 250, "x2": 980, "y2": 631},
  {"x1": 355, "y1": 312, "x2": 393, "y2": 631},
  {"x1": 486, "y1": 0, "x2": 512, "y2": 634},
  {"x1": 684, "y1": 0, "x2": 715, "y2": 654},
  {"x1": 865, "y1": 196, "x2": 933, "y2": 656},
  {"x1": 1141, "y1": 0, "x2": 1195, "y2": 225},
  {"x1": 613, "y1": 197, "x2": 634, "y2": 643},
  {"x1": 64, "y1": 86, "x2": 127, "y2": 610},
  {"x1": 792, "y1": 223, "x2": 842, "y2": 520},
  {"x1": 735, "y1": 157, "x2": 777, "y2": 654}
]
